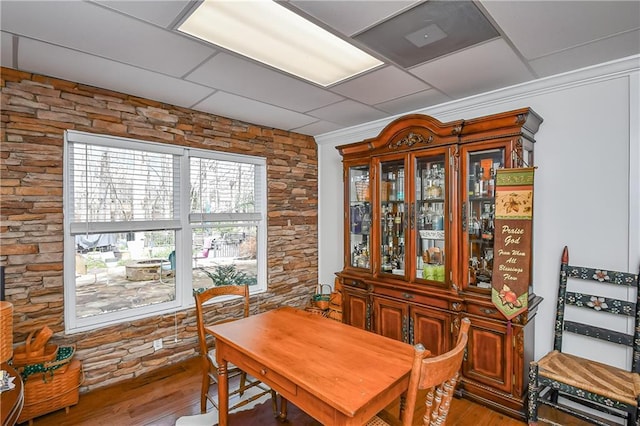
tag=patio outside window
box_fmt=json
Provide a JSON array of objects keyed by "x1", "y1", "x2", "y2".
[{"x1": 63, "y1": 131, "x2": 267, "y2": 333}]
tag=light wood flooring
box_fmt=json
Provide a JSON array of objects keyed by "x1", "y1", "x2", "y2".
[{"x1": 27, "y1": 356, "x2": 588, "y2": 426}]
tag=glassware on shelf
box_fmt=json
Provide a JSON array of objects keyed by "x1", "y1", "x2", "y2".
[
  {"x1": 480, "y1": 203, "x2": 493, "y2": 241},
  {"x1": 426, "y1": 165, "x2": 443, "y2": 199}
]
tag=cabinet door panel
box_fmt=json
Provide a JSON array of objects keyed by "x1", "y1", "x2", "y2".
[
  {"x1": 413, "y1": 150, "x2": 452, "y2": 287},
  {"x1": 373, "y1": 296, "x2": 408, "y2": 342},
  {"x1": 459, "y1": 140, "x2": 510, "y2": 293},
  {"x1": 463, "y1": 316, "x2": 512, "y2": 393},
  {"x1": 343, "y1": 289, "x2": 368, "y2": 330},
  {"x1": 345, "y1": 162, "x2": 371, "y2": 272},
  {"x1": 411, "y1": 307, "x2": 452, "y2": 356}
]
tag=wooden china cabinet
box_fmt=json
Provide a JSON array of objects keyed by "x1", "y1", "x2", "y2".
[{"x1": 336, "y1": 108, "x2": 543, "y2": 419}]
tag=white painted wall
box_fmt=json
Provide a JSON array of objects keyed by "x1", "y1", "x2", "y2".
[{"x1": 317, "y1": 55, "x2": 640, "y2": 364}]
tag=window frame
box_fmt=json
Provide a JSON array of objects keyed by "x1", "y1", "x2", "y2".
[{"x1": 63, "y1": 130, "x2": 267, "y2": 333}]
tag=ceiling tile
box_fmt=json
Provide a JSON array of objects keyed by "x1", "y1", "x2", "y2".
[
  {"x1": 194, "y1": 92, "x2": 318, "y2": 131},
  {"x1": 94, "y1": 0, "x2": 192, "y2": 28},
  {"x1": 291, "y1": 120, "x2": 344, "y2": 137},
  {"x1": 529, "y1": 30, "x2": 640, "y2": 77},
  {"x1": 17, "y1": 38, "x2": 215, "y2": 108},
  {"x1": 374, "y1": 89, "x2": 451, "y2": 115},
  {"x1": 309, "y1": 100, "x2": 389, "y2": 126},
  {"x1": 186, "y1": 53, "x2": 344, "y2": 112},
  {"x1": 330, "y1": 66, "x2": 430, "y2": 105},
  {"x1": 1, "y1": 32, "x2": 14, "y2": 68},
  {"x1": 481, "y1": 0, "x2": 640, "y2": 60},
  {"x1": 288, "y1": 1, "x2": 420, "y2": 36},
  {"x1": 409, "y1": 39, "x2": 534, "y2": 99},
  {"x1": 0, "y1": 0, "x2": 214, "y2": 77}
]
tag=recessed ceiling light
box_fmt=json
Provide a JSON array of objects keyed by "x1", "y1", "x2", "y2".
[{"x1": 178, "y1": 0, "x2": 383, "y2": 87}]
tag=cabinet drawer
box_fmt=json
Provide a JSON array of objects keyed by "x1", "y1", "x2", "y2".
[
  {"x1": 466, "y1": 302, "x2": 505, "y2": 321},
  {"x1": 235, "y1": 355, "x2": 297, "y2": 396},
  {"x1": 374, "y1": 287, "x2": 449, "y2": 309},
  {"x1": 342, "y1": 278, "x2": 367, "y2": 291}
]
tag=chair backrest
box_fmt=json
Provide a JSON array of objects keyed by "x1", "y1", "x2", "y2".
[
  {"x1": 554, "y1": 246, "x2": 640, "y2": 373},
  {"x1": 193, "y1": 285, "x2": 250, "y2": 356},
  {"x1": 401, "y1": 317, "x2": 471, "y2": 426}
]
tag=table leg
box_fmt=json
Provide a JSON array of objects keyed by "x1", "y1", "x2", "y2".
[
  {"x1": 217, "y1": 360, "x2": 229, "y2": 426},
  {"x1": 278, "y1": 396, "x2": 288, "y2": 422}
]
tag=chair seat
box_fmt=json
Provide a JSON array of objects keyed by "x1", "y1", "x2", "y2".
[
  {"x1": 365, "y1": 415, "x2": 392, "y2": 426},
  {"x1": 537, "y1": 350, "x2": 640, "y2": 406}
]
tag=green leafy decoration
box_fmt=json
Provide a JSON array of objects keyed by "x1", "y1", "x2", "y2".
[{"x1": 198, "y1": 264, "x2": 256, "y2": 287}]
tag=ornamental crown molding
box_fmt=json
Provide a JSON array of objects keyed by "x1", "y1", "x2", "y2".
[{"x1": 315, "y1": 55, "x2": 639, "y2": 147}]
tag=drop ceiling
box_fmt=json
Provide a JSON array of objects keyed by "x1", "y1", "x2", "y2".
[{"x1": 1, "y1": 1, "x2": 639, "y2": 137}]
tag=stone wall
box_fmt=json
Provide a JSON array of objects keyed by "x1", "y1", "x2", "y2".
[{"x1": 0, "y1": 67, "x2": 318, "y2": 391}]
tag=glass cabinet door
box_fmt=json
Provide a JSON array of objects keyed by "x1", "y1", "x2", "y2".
[
  {"x1": 463, "y1": 147, "x2": 505, "y2": 290},
  {"x1": 415, "y1": 154, "x2": 447, "y2": 284},
  {"x1": 379, "y1": 159, "x2": 406, "y2": 277},
  {"x1": 348, "y1": 165, "x2": 371, "y2": 270}
]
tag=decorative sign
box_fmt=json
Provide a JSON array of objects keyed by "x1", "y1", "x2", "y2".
[{"x1": 491, "y1": 168, "x2": 535, "y2": 319}]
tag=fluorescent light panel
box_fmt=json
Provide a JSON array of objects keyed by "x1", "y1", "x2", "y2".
[{"x1": 178, "y1": 0, "x2": 383, "y2": 87}]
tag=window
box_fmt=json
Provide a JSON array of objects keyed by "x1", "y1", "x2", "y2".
[
  {"x1": 63, "y1": 131, "x2": 267, "y2": 333},
  {"x1": 190, "y1": 157, "x2": 266, "y2": 292}
]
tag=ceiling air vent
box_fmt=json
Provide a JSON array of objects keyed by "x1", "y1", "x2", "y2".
[{"x1": 354, "y1": 1, "x2": 499, "y2": 68}]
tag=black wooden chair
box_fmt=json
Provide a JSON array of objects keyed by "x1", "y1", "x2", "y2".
[{"x1": 528, "y1": 246, "x2": 640, "y2": 426}]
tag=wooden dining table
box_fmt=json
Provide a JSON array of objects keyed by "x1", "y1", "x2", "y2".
[
  {"x1": 1, "y1": 362, "x2": 24, "y2": 426},
  {"x1": 206, "y1": 306, "x2": 415, "y2": 426}
]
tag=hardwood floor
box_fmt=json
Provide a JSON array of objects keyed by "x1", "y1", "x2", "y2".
[{"x1": 26, "y1": 356, "x2": 583, "y2": 426}]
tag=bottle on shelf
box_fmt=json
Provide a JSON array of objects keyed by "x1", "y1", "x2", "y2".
[
  {"x1": 481, "y1": 203, "x2": 493, "y2": 240},
  {"x1": 475, "y1": 167, "x2": 485, "y2": 196},
  {"x1": 487, "y1": 168, "x2": 495, "y2": 197},
  {"x1": 432, "y1": 204, "x2": 444, "y2": 231},
  {"x1": 394, "y1": 205, "x2": 403, "y2": 237},
  {"x1": 471, "y1": 214, "x2": 480, "y2": 237},
  {"x1": 469, "y1": 162, "x2": 478, "y2": 197},
  {"x1": 397, "y1": 170, "x2": 404, "y2": 201},
  {"x1": 427, "y1": 165, "x2": 443, "y2": 198},
  {"x1": 389, "y1": 172, "x2": 397, "y2": 201},
  {"x1": 425, "y1": 205, "x2": 434, "y2": 230},
  {"x1": 418, "y1": 204, "x2": 426, "y2": 230}
]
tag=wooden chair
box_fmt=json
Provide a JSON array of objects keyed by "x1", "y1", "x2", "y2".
[
  {"x1": 193, "y1": 285, "x2": 276, "y2": 414},
  {"x1": 367, "y1": 317, "x2": 471, "y2": 426},
  {"x1": 528, "y1": 246, "x2": 640, "y2": 426}
]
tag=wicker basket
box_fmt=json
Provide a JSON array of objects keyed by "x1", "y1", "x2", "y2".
[
  {"x1": 0, "y1": 301, "x2": 13, "y2": 363},
  {"x1": 12, "y1": 327, "x2": 56, "y2": 367},
  {"x1": 18, "y1": 345, "x2": 76, "y2": 378},
  {"x1": 304, "y1": 306, "x2": 329, "y2": 317},
  {"x1": 18, "y1": 358, "x2": 83, "y2": 425},
  {"x1": 312, "y1": 284, "x2": 331, "y2": 310}
]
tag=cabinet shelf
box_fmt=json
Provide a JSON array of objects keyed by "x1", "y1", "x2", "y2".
[
  {"x1": 468, "y1": 196, "x2": 495, "y2": 202},
  {"x1": 419, "y1": 230, "x2": 445, "y2": 240}
]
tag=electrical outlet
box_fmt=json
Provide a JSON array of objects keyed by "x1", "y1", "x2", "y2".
[{"x1": 153, "y1": 338, "x2": 163, "y2": 351}]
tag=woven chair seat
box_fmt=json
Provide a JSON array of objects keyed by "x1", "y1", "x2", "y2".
[
  {"x1": 537, "y1": 350, "x2": 640, "y2": 406},
  {"x1": 365, "y1": 415, "x2": 392, "y2": 426}
]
